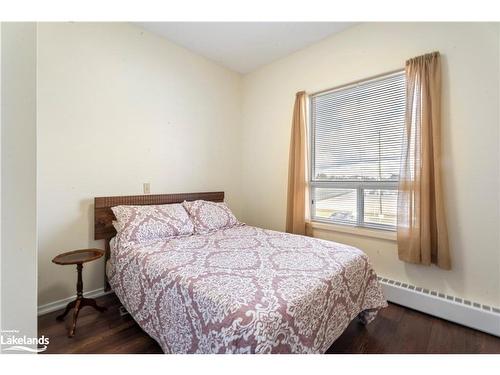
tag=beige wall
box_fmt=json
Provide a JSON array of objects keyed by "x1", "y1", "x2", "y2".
[
  {"x1": 37, "y1": 22, "x2": 500, "y2": 310},
  {"x1": 1, "y1": 22, "x2": 38, "y2": 346},
  {"x1": 240, "y1": 23, "x2": 500, "y2": 307},
  {"x1": 37, "y1": 23, "x2": 243, "y2": 306}
]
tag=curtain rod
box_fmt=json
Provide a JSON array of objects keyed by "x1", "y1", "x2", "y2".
[{"x1": 309, "y1": 68, "x2": 405, "y2": 97}]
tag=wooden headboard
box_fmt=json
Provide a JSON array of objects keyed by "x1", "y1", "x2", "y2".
[{"x1": 94, "y1": 191, "x2": 224, "y2": 290}]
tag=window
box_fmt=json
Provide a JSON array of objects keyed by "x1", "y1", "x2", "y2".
[{"x1": 309, "y1": 71, "x2": 406, "y2": 230}]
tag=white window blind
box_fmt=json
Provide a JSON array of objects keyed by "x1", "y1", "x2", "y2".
[{"x1": 310, "y1": 71, "x2": 406, "y2": 230}]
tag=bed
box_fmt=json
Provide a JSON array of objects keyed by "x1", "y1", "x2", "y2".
[{"x1": 94, "y1": 191, "x2": 387, "y2": 353}]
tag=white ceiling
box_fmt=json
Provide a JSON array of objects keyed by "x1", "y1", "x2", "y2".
[{"x1": 135, "y1": 22, "x2": 356, "y2": 74}]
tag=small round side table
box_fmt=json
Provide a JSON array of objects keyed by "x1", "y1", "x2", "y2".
[{"x1": 52, "y1": 249, "x2": 107, "y2": 337}]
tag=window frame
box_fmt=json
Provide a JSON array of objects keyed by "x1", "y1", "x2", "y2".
[{"x1": 308, "y1": 69, "x2": 405, "y2": 232}]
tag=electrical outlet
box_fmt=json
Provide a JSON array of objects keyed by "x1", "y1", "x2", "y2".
[{"x1": 143, "y1": 183, "x2": 150, "y2": 194}]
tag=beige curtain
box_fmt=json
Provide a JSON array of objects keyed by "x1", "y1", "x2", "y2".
[
  {"x1": 286, "y1": 91, "x2": 307, "y2": 235},
  {"x1": 397, "y1": 52, "x2": 451, "y2": 269}
]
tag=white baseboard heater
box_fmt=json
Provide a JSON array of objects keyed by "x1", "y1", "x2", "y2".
[{"x1": 378, "y1": 276, "x2": 500, "y2": 337}]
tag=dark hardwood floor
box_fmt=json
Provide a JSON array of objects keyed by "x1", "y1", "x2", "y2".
[
  {"x1": 38, "y1": 293, "x2": 500, "y2": 354},
  {"x1": 39, "y1": 293, "x2": 162, "y2": 354}
]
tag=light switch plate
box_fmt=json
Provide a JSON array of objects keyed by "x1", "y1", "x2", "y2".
[{"x1": 143, "y1": 182, "x2": 150, "y2": 194}]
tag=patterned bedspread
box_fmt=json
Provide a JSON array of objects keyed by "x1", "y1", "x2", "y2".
[{"x1": 108, "y1": 225, "x2": 387, "y2": 353}]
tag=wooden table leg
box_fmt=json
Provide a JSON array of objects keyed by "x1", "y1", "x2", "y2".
[
  {"x1": 58, "y1": 263, "x2": 107, "y2": 337},
  {"x1": 69, "y1": 299, "x2": 81, "y2": 337},
  {"x1": 76, "y1": 264, "x2": 83, "y2": 299},
  {"x1": 56, "y1": 299, "x2": 76, "y2": 321},
  {"x1": 81, "y1": 297, "x2": 107, "y2": 313},
  {"x1": 68, "y1": 264, "x2": 83, "y2": 337}
]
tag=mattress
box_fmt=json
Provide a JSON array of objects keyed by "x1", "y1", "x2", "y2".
[{"x1": 108, "y1": 224, "x2": 387, "y2": 353}]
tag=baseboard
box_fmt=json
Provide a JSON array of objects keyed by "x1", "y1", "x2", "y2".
[
  {"x1": 379, "y1": 276, "x2": 500, "y2": 337},
  {"x1": 38, "y1": 287, "x2": 112, "y2": 316}
]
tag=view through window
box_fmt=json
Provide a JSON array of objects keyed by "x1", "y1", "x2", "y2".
[{"x1": 309, "y1": 71, "x2": 406, "y2": 230}]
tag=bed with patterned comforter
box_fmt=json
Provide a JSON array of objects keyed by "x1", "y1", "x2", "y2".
[{"x1": 108, "y1": 224, "x2": 387, "y2": 353}]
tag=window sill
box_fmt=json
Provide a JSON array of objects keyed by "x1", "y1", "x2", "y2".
[{"x1": 307, "y1": 221, "x2": 397, "y2": 241}]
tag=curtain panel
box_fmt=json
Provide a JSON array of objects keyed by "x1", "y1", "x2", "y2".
[
  {"x1": 397, "y1": 51, "x2": 451, "y2": 269},
  {"x1": 286, "y1": 91, "x2": 308, "y2": 235}
]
